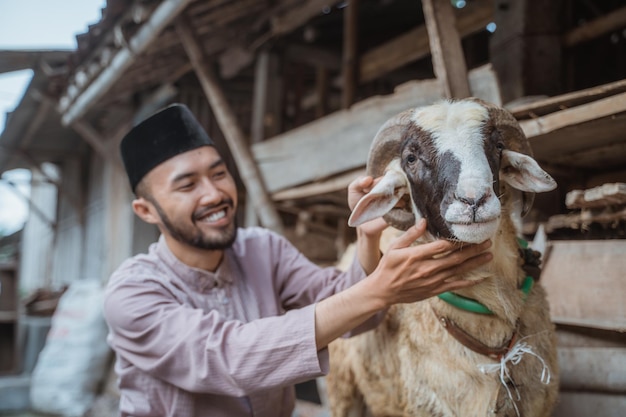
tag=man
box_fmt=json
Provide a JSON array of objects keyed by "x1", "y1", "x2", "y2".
[{"x1": 104, "y1": 103, "x2": 492, "y2": 417}]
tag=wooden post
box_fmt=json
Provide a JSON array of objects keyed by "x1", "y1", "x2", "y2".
[
  {"x1": 490, "y1": 0, "x2": 563, "y2": 103},
  {"x1": 342, "y1": 0, "x2": 359, "y2": 109},
  {"x1": 245, "y1": 50, "x2": 271, "y2": 227},
  {"x1": 176, "y1": 17, "x2": 284, "y2": 234},
  {"x1": 421, "y1": 0, "x2": 471, "y2": 99}
]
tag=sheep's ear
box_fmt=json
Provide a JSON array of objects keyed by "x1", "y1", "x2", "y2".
[
  {"x1": 348, "y1": 170, "x2": 408, "y2": 227},
  {"x1": 501, "y1": 150, "x2": 557, "y2": 193}
]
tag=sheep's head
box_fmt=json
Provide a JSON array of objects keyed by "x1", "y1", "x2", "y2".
[{"x1": 348, "y1": 98, "x2": 557, "y2": 243}]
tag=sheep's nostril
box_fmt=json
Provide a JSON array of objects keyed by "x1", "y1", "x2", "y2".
[
  {"x1": 457, "y1": 190, "x2": 489, "y2": 204},
  {"x1": 458, "y1": 196, "x2": 479, "y2": 208}
]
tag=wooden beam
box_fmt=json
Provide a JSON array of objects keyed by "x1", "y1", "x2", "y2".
[
  {"x1": 490, "y1": 0, "x2": 563, "y2": 102},
  {"x1": 341, "y1": 0, "x2": 359, "y2": 109},
  {"x1": 566, "y1": 183, "x2": 626, "y2": 209},
  {"x1": 0, "y1": 50, "x2": 70, "y2": 74},
  {"x1": 519, "y1": 92, "x2": 626, "y2": 138},
  {"x1": 360, "y1": 0, "x2": 492, "y2": 83},
  {"x1": 507, "y1": 78, "x2": 626, "y2": 119},
  {"x1": 175, "y1": 16, "x2": 284, "y2": 234},
  {"x1": 421, "y1": 0, "x2": 471, "y2": 98},
  {"x1": 246, "y1": 50, "x2": 271, "y2": 227},
  {"x1": 272, "y1": 168, "x2": 365, "y2": 201},
  {"x1": 563, "y1": 5, "x2": 626, "y2": 47},
  {"x1": 250, "y1": 51, "x2": 270, "y2": 146},
  {"x1": 271, "y1": 0, "x2": 342, "y2": 36}
]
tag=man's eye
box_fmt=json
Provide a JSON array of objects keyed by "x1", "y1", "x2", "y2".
[
  {"x1": 178, "y1": 183, "x2": 194, "y2": 190},
  {"x1": 213, "y1": 171, "x2": 226, "y2": 179}
]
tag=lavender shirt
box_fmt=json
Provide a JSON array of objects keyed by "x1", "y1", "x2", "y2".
[{"x1": 104, "y1": 227, "x2": 377, "y2": 417}]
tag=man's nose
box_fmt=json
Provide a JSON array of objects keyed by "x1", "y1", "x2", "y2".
[{"x1": 197, "y1": 178, "x2": 222, "y2": 204}]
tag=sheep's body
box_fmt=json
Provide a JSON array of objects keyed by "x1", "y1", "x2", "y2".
[{"x1": 327, "y1": 99, "x2": 559, "y2": 417}]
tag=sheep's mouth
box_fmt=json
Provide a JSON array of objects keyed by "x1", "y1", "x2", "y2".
[
  {"x1": 447, "y1": 219, "x2": 499, "y2": 243},
  {"x1": 448, "y1": 217, "x2": 498, "y2": 226}
]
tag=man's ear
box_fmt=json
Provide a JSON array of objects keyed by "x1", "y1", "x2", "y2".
[{"x1": 132, "y1": 197, "x2": 160, "y2": 225}]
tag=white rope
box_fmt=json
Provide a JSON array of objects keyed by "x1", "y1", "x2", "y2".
[{"x1": 478, "y1": 336, "x2": 551, "y2": 417}]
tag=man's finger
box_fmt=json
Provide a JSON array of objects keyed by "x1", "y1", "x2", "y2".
[{"x1": 391, "y1": 219, "x2": 427, "y2": 249}]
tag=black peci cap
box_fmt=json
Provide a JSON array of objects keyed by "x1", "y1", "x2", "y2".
[{"x1": 120, "y1": 103, "x2": 215, "y2": 192}]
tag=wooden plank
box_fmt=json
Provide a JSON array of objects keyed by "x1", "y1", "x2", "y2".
[
  {"x1": 526, "y1": 112, "x2": 626, "y2": 171},
  {"x1": 253, "y1": 64, "x2": 500, "y2": 193},
  {"x1": 558, "y1": 347, "x2": 626, "y2": 392},
  {"x1": 565, "y1": 183, "x2": 626, "y2": 209},
  {"x1": 554, "y1": 392, "x2": 626, "y2": 417},
  {"x1": 520, "y1": 91, "x2": 626, "y2": 138},
  {"x1": 541, "y1": 240, "x2": 626, "y2": 332},
  {"x1": 546, "y1": 206, "x2": 626, "y2": 234},
  {"x1": 507, "y1": 78, "x2": 626, "y2": 120},
  {"x1": 421, "y1": 0, "x2": 470, "y2": 98},
  {"x1": 272, "y1": 168, "x2": 365, "y2": 201}
]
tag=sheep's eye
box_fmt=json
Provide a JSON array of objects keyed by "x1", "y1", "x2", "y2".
[
  {"x1": 496, "y1": 141, "x2": 505, "y2": 151},
  {"x1": 406, "y1": 154, "x2": 417, "y2": 164}
]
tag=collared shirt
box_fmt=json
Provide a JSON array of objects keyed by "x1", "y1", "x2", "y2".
[{"x1": 104, "y1": 227, "x2": 375, "y2": 417}]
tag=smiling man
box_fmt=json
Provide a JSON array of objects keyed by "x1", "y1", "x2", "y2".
[{"x1": 103, "y1": 103, "x2": 492, "y2": 417}]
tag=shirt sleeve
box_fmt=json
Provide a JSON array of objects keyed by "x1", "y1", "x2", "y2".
[
  {"x1": 267, "y1": 231, "x2": 370, "y2": 308},
  {"x1": 104, "y1": 272, "x2": 327, "y2": 397},
  {"x1": 265, "y1": 231, "x2": 386, "y2": 337}
]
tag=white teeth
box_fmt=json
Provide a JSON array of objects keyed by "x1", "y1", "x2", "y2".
[{"x1": 206, "y1": 210, "x2": 226, "y2": 222}]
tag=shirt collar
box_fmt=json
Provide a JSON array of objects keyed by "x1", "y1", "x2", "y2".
[{"x1": 155, "y1": 234, "x2": 234, "y2": 291}]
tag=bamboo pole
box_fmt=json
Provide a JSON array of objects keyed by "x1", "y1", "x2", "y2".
[{"x1": 175, "y1": 16, "x2": 284, "y2": 234}]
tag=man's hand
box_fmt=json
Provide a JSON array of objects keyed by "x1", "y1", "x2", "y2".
[
  {"x1": 369, "y1": 220, "x2": 492, "y2": 305},
  {"x1": 348, "y1": 176, "x2": 388, "y2": 274},
  {"x1": 315, "y1": 218, "x2": 492, "y2": 350},
  {"x1": 347, "y1": 176, "x2": 388, "y2": 239}
]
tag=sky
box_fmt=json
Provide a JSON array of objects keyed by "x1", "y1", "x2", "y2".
[{"x1": 0, "y1": 0, "x2": 105, "y2": 235}]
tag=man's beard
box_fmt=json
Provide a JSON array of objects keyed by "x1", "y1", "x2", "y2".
[{"x1": 151, "y1": 198, "x2": 238, "y2": 250}]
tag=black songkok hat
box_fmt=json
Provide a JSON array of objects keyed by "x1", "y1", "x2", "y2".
[{"x1": 120, "y1": 103, "x2": 214, "y2": 192}]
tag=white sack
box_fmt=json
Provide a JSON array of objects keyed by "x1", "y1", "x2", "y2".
[{"x1": 30, "y1": 279, "x2": 111, "y2": 417}]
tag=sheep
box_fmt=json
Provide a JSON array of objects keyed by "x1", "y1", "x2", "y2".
[{"x1": 326, "y1": 98, "x2": 559, "y2": 417}]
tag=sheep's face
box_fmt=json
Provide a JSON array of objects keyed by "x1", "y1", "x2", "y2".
[{"x1": 349, "y1": 99, "x2": 557, "y2": 243}]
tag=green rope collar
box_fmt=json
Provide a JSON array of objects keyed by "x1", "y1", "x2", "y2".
[
  {"x1": 437, "y1": 276, "x2": 534, "y2": 315},
  {"x1": 437, "y1": 238, "x2": 535, "y2": 315}
]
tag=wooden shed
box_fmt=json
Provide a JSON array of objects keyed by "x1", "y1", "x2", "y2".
[{"x1": 0, "y1": 0, "x2": 625, "y2": 415}]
